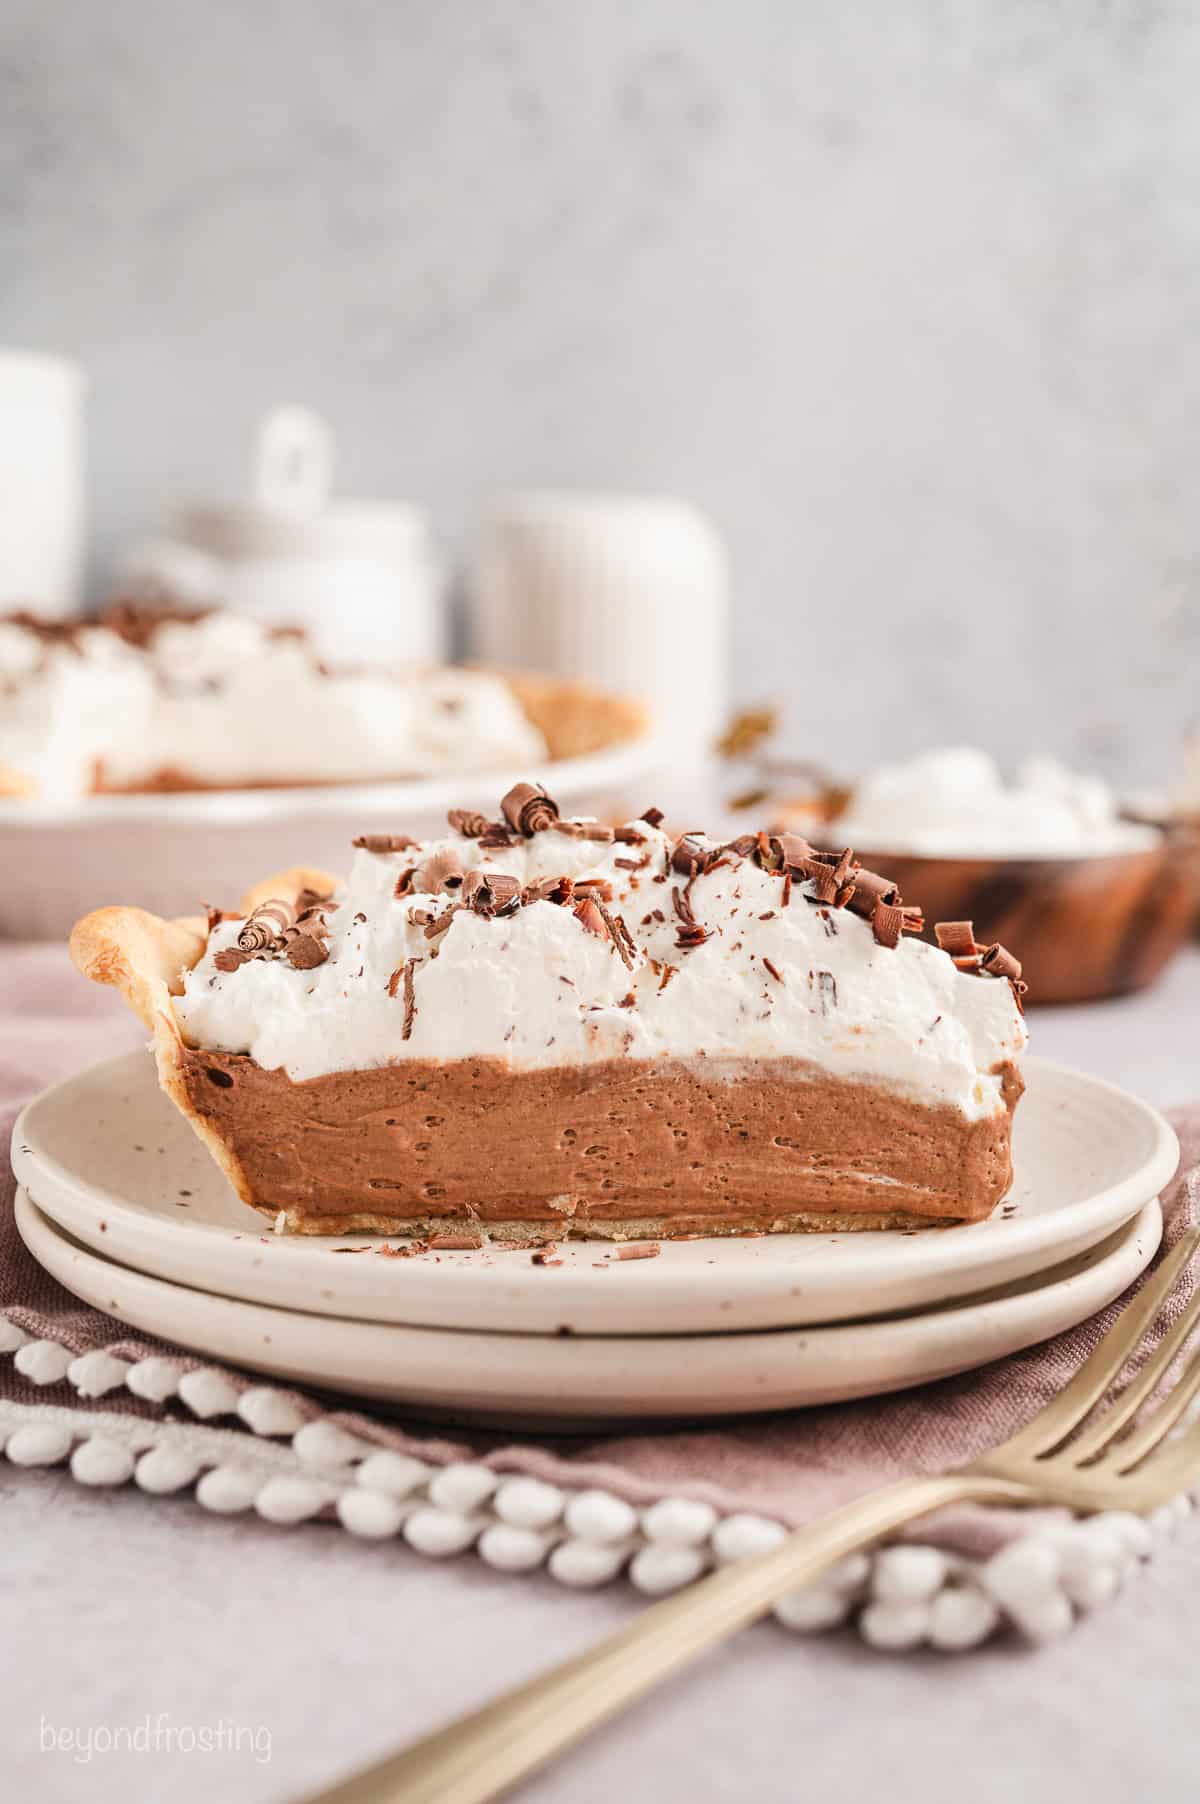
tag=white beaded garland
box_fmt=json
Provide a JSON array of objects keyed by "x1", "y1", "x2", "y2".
[
  {"x1": 478, "y1": 1524, "x2": 554, "y2": 1573},
  {"x1": 66, "y1": 1350, "x2": 132, "y2": 1399},
  {"x1": 6, "y1": 1422, "x2": 74, "y2": 1466},
  {"x1": 135, "y1": 1446, "x2": 203, "y2": 1494},
  {"x1": 548, "y1": 1538, "x2": 633, "y2": 1589},
  {"x1": 773, "y1": 1584, "x2": 851, "y2": 1633},
  {"x1": 337, "y1": 1488, "x2": 405, "y2": 1540},
  {"x1": 493, "y1": 1477, "x2": 566, "y2": 1530},
  {"x1": 255, "y1": 1475, "x2": 332, "y2": 1524},
  {"x1": 292, "y1": 1420, "x2": 369, "y2": 1469},
  {"x1": 629, "y1": 1544, "x2": 707, "y2": 1595},
  {"x1": 2, "y1": 1311, "x2": 1189, "y2": 1657},
  {"x1": 872, "y1": 1545, "x2": 950, "y2": 1603},
  {"x1": 14, "y1": 1339, "x2": 74, "y2": 1386},
  {"x1": 404, "y1": 1507, "x2": 486, "y2": 1558},
  {"x1": 1092, "y1": 1511, "x2": 1154, "y2": 1561},
  {"x1": 710, "y1": 1512, "x2": 787, "y2": 1564},
  {"x1": 356, "y1": 1451, "x2": 430, "y2": 1498},
  {"x1": 826, "y1": 1552, "x2": 872, "y2": 1593},
  {"x1": 927, "y1": 1586, "x2": 1000, "y2": 1651},
  {"x1": 70, "y1": 1435, "x2": 135, "y2": 1487},
  {"x1": 125, "y1": 1356, "x2": 185, "y2": 1402},
  {"x1": 196, "y1": 1466, "x2": 262, "y2": 1515},
  {"x1": 563, "y1": 1489, "x2": 638, "y2": 1544},
  {"x1": 237, "y1": 1388, "x2": 307, "y2": 1438},
  {"x1": 860, "y1": 1600, "x2": 931, "y2": 1651},
  {"x1": 641, "y1": 1496, "x2": 719, "y2": 1547},
  {"x1": 177, "y1": 1367, "x2": 241, "y2": 1419},
  {"x1": 428, "y1": 1463, "x2": 499, "y2": 1514},
  {"x1": 1004, "y1": 1590, "x2": 1075, "y2": 1643},
  {"x1": 981, "y1": 1537, "x2": 1062, "y2": 1611},
  {"x1": 1059, "y1": 1560, "x2": 1120, "y2": 1612}
]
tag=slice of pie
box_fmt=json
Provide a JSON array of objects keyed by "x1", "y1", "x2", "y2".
[{"x1": 70, "y1": 785, "x2": 1027, "y2": 1239}]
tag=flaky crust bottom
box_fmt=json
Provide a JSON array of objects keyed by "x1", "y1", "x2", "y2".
[{"x1": 268, "y1": 1209, "x2": 962, "y2": 1240}]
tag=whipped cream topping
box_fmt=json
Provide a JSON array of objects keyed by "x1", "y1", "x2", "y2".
[
  {"x1": 0, "y1": 610, "x2": 545, "y2": 800},
  {"x1": 176, "y1": 802, "x2": 1027, "y2": 1119},
  {"x1": 829, "y1": 749, "x2": 1160, "y2": 858}
]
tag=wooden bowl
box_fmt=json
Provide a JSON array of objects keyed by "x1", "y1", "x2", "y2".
[{"x1": 851, "y1": 831, "x2": 1200, "y2": 1005}]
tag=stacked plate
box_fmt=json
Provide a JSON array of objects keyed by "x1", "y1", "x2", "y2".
[{"x1": 12, "y1": 1053, "x2": 1177, "y2": 1428}]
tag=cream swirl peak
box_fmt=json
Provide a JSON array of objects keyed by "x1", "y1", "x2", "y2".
[
  {"x1": 0, "y1": 606, "x2": 545, "y2": 800},
  {"x1": 176, "y1": 785, "x2": 1028, "y2": 1118}
]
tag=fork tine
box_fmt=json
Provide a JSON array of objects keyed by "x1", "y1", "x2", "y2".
[
  {"x1": 997, "y1": 1227, "x2": 1200, "y2": 1459},
  {"x1": 1122, "y1": 1415, "x2": 1200, "y2": 1506},
  {"x1": 1098, "y1": 1344, "x2": 1200, "y2": 1474},
  {"x1": 1066, "y1": 1283, "x2": 1200, "y2": 1464}
]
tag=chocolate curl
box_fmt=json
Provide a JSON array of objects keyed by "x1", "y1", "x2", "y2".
[
  {"x1": 755, "y1": 830, "x2": 782, "y2": 873},
  {"x1": 214, "y1": 947, "x2": 252, "y2": 973},
  {"x1": 573, "y1": 876, "x2": 614, "y2": 902},
  {"x1": 236, "y1": 897, "x2": 294, "y2": 953},
  {"x1": 614, "y1": 825, "x2": 647, "y2": 846},
  {"x1": 787, "y1": 846, "x2": 857, "y2": 907},
  {"x1": 934, "y1": 920, "x2": 979, "y2": 959},
  {"x1": 773, "y1": 832, "x2": 816, "y2": 869},
  {"x1": 640, "y1": 807, "x2": 665, "y2": 828},
  {"x1": 461, "y1": 868, "x2": 521, "y2": 917},
  {"x1": 523, "y1": 874, "x2": 575, "y2": 907},
  {"x1": 285, "y1": 932, "x2": 329, "y2": 970},
  {"x1": 352, "y1": 833, "x2": 418, "y2": 853},
  {"x1": 413, "y1": 848, "x2": 464, "y2": 895},
  {"x1": 574, "y1": 896, "x2": 609, "y2": 941},
  {"x1": 595, "y1": 901, "x2": 636, "y2": 969},
  {"x1": 447, "y1": 809, "x2": 493, "y2": 838},
  {"x1": 723, "y1": 834, "x2": 760, "y2": 859},
  {"x1": 402, "y1": 961, "x2": 416, "y2": 1039},
  {"x1": 980, "y1": 942, "x2": 1023, "y2": 983},
  {"x1": 871, "y1": 901, "x2": 924, "y2": 950},
  {"x1": 671, "y1": 835, "x2": 708, "y2": 876},
  {"x1": 845, "y1": 868, "x2": 900, "y2": 922},
  {"x1": 501, "y1": 782, "x2": 560, "y2": 836},
  {"x1": 423, "y1": 904, "x2": 460, "y2": 940}
]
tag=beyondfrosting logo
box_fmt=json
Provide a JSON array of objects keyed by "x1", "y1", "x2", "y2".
[{"x1": 38, "y1": 1713, "x2": 272, "y2": 1766}]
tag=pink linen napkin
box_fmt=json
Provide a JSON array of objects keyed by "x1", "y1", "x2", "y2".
[{"x1": 2, "y1": 941, "x2": 1196, "y2": 1559}]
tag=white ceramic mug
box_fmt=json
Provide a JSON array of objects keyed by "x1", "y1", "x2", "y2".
[
  {"x1": 472, "y1": 492, "x2": 729, "y2": 748},
  {"x1": 0, "y1": 351, "x2": 85, "y2": 613}
]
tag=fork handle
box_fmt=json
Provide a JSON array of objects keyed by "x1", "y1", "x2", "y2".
[{"x1": 306, "y1": 1472, "x2": 1018, "y2": 1804}]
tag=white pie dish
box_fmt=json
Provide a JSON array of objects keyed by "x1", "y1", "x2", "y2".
[
  {"x1": 11, "y1": 1050, "x2": 1177, "y2": 1336},
  {"x1": 15, "y1": 1188, "x2": 1162, "y2": 1424},
  {"x1": 0, "y1": 730, "x2": 665, "y2": 939}
]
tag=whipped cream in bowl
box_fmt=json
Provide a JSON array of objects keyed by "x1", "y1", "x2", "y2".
[
  {"x1": 825, "y1": 749, "x2": 1160, "y2": 861},
  {"x1": 783, "y1": 749, "x2": 1193, "y2": 1006}
]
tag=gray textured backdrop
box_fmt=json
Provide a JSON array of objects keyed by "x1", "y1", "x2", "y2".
[{"x1": 2, "y1": 0, "x2": 1198, "y2": 781}]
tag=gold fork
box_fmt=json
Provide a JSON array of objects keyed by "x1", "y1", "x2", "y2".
[{"x1": 306, "y1": 1227, "x2": 1200, "y2": 1804}]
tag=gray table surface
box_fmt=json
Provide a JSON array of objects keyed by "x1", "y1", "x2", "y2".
[{"x1": 5, "y1": 950, "x2": 1200, "y2": 1804}]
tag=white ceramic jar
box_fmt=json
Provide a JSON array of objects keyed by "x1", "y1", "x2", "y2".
[
  {"x1": 0, "y1": 351, "x2": 85, "y2": 612},
  {"x1": 123, "y1": 408, "x2": 444, "y2": 664},
  {"x1": 472, "y1": 493, "x2": 729, "y2": 749}
]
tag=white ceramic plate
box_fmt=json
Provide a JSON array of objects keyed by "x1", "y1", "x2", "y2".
[
  {"x1": 15, "y1": 1189, "x2": 1162, "y2": 1423},
  {"x1": 12, "y1": 1051, "x2": 1178, "y2": 1337},
  {"x1": 0, "y1": 731, "x2": 666, "y2": 938}
]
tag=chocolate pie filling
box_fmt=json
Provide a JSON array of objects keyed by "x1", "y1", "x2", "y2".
[{"x1": 179, "y1": 1049, "x2": 1023, "y2": 1237}]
